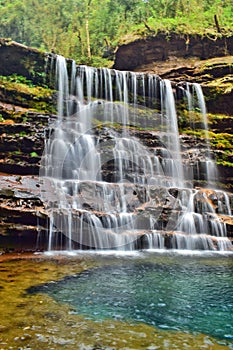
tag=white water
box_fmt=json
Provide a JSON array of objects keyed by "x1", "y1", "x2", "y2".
[
  {"x1": 183, "y1": 82, "x2": 218, "y2": 186},
  {"x1": 39, "y1": 56, "x2": 232, "y2": 251}
]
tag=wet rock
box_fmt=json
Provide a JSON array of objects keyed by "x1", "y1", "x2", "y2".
[
  {"x1": 0, "y1": 107, "x2": 51, "y2": 175},
  {"x1": 0, "y1": 176, "x2": 48, "y2": 251}
]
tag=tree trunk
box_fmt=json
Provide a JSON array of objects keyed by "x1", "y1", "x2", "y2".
[
  {"x1": 214, "y1": 14, "x2": 221, "y2": 33},
  {"x1": 85, "y1": 17, "x2": 91, "y2": 60},
  {"x1": 85, "y1": 0, "x2": 92, "y2": 60},
  {"x1": 77, "y1": 30, "x2": 84, "y2": 56}
]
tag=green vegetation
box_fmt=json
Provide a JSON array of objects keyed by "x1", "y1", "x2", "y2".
[
  {"x1": 0, "y1": 75, "x2": 50, "y2": 96},
  {"x1": 0, "y1": 74, "x2": 35, "y2": 87},
  {"x1": 1, "y1": 0, "x2": 233, "y2": 66},
  {"x1": 30, "y1": 151, "x2": 39, "y2": 157},
  {"x1": 181, "y1": 120, "x2": 233, "y2": 168},
  {"x1": 209, "y1": 131, "x2": 233, "y2": 151},
  {"x1": 0, "y1": 75, "x2": 55, "y2": 113},
  {"x1": 204, "y1": 76, "x2": 233, "y2": 95}
]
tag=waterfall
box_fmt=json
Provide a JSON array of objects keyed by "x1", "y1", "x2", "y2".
[
  {"x1": 39, "y1": 56, "x2": 232, "y2": 251},
  {"x1": 183, "y1": 82, "x2": 218, "y2": 187},
  {"x1": 160, "y1": 79, "x2": 184, "y2": 188}
]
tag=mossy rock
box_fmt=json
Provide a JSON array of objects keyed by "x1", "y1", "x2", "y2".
[
  {"x1": 0, "y1": 39, "x2": 49, "y2": 86},
  {"x1": 0, "y1": 75, "x2": 55, "y2": 113}
]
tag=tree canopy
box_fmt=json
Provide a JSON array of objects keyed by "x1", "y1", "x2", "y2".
[{"x1": 0, "y1": 0, "x2": 233, "y2": 66}]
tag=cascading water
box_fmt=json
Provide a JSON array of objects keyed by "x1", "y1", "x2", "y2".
[
  {"x1": 39, "y1": 55, "x2": 232, "y2": 251},
  {"x1": 182, "y1": 82, "x2": 218, "y2": 186}
]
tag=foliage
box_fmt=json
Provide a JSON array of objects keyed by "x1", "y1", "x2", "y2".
[
  {"x1": 181, "y1": 124, "x2": 233, "y2": 168},
  {"x1": 0, "y1": 74, "x2": 35, "y2": 87},
  {"x1": 0, "y1": 75, "x2": 55, "y2": 113},
  {"x1": 30, "y1": 151, "x2": 39, "y2": 157},
  {"x1": 0, "y1": 0, "x2": 233, "y2": 65},
  {"x1": 0, "y1": 74, "x2": 53, "y2": 96},
  {"x1": 209, "y1": 131, "x2": 233, "y2": 150}
]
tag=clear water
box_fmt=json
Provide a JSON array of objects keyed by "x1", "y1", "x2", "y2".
[{"x1": 31, "y1": 253, "x2": 233, "y2": 345}]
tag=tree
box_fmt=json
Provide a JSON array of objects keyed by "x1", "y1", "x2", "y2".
[{"x1": 0, "y1": 0, "x2": 233, "y2": 66}]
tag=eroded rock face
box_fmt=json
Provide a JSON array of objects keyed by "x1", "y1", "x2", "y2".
[
  {"x1": 114, "y1": 34, "x2": 233, "y2": 118},
  {"x1": 113, "y1": 33, "x2": 233, "y2": 72},
  {"x1": 0, "y1": 176, "x2": 48, "y2": 251},
  {"x1": 0, "y1": 105, "x2": 52, "y2": 175},
  {"x1": 0, "y1": 39, "x2": 47, "y2": 85}
]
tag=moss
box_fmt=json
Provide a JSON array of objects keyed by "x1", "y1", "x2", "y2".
[
  {"x1": 181, "y1": 126, "x2": 233, "y2": 169},
  {"x1": 208, "y1": 131, "x2": 233, "y2": 150},
  {"x1": 7, "y1": 81, "x2": 50, "y2": 100},
  {"x1": 182, "y1": 128, "x2": 232, "y2": 150},
  {"x1": 178, "y1": 109, "x2": 206, "y2": 127},
  {"x1": 11, "y1": 151, "x2": 22, "y2": 155},
  {"x1": 216, "y1": 159, "x2": 233, "y2": 167},
  {"x1": 197, "y1": 56, "x2": 233, "y2": 72},
  {"x1": 0, "y1": 75, "x2": 55, "y2": 113},
  {"x1": 208, "y1": 113, "x2": 232, "y2": 122},
  {"x1": 30, "y1": 152, "x2": 39, "y2": 157},
  {"x1": 180, "y1": 128, "x2": 203, "y2": 137},
  {"x1": 203, "y1": 76, "x2": 233, "y2": 95}
]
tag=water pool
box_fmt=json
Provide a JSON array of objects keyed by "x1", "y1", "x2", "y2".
[{"x1": 29, "y1": 251, "x2": 233, "y2": 347}]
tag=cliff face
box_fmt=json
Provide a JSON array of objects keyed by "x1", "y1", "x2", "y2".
[
  {"x1": 114, "y1": 34, "x2": 233, "y2": 117},
  {"x1": 0, "y1": 39, "x2": 232, "y2": 252},
  {"x1": 0, "y1": 40, "x2": 54, "y2": 251},
  {"x1": 113, "y1": 33, "x2": 233, "y2": 72},
  {"x1": 0, "y1": 39, "x2": 48, "y2": 85}
]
